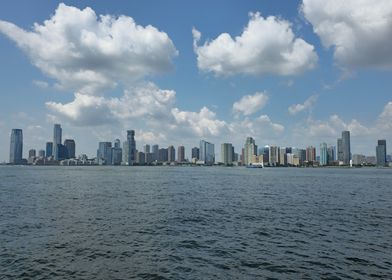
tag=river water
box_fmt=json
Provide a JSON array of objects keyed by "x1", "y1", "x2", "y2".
[{"x1": 0, "y1": 166, "x2": 391, "y2": 279}]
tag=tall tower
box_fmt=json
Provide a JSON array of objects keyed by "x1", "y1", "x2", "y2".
[
  {"x1": 320, "y1": 143, "x2": 328, "y2": 166},
  {"x1": 342, "y1": 131, "x2": 351, "y2": 165},
  {"x1": 221, "y1": 143, "x2": 233, "y2": 166},
  {"x1": 177, "y1": 146, "x2": 185, "y2": 163},
  {"x1": 123, "y1": 130, "x2": 136, "y2": 165},
  {"x1": 64, "y1": 139, "x2": 76, "y2": 159},
  {"x1": 244, "y1": 137, "x2": 257, "y2": 166},
  {"x1": 376, "y1": 140, "x2": 387, "y2": 167},
  {"x1": 53, "y1": 124, "x2": 62, "y2": 160},
  {"x1": 9, "y1": 129, "x2": 23, "y2": 164}
]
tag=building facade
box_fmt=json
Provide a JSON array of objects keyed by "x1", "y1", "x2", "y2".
[
  {"x1": 177, "y1": 146, "x2": 185, "y2": 163},
  {"x1": 376, "y1": 140, "x2": 387, "y2": 166},
  {"x1": 221, "y1": 143, "x2": 233, "y2": 166},
  {"x1": 9, "y1": 129, "x2": 23, "y2": 164},
  {"x1": 200, "y1": 140, "x2": 215, "y2": 165}
]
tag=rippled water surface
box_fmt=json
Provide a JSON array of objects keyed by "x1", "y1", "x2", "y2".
[{"x1": 0, "y1": 166, "x2": 391, "y2": 279}]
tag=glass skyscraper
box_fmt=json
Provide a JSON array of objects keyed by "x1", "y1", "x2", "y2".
[
  {"x1": 342, "y1": 131, "x2": 351, "y2": 165},
  {"x1": 221, "y1": 143, "x2": 233, "y2": 166},
  {"x1": 320, "y1": 142, "x2": 328, "y2": 166},
  {"x1": 123, "y1": 130, "x2": 136, "y2": 165},
  {"x1": 200, "y1": 140, "x2": 215, "y2": 165},
  {"x1": 53, "y1": 124, "x2": 62, "y2": 160},
  {"x1": 376, "y1": 140, "x2": 387, "y2": 167},
  {"x1": 9, "y1": 129, "x2": 23, "y2": 164}
]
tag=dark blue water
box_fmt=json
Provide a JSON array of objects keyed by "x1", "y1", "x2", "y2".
[{"x1": 0, "y1": 166, "x2": 391, "y2": 279}]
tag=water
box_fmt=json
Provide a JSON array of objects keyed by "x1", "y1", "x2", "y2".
[{"x1": 0, "y1": 166, "x2": 391, "y2": 279}]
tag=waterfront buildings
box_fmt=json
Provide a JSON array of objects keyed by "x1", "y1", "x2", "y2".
[
  {"x1": 279, "y1": 148, "x2": 287, "y2": 166},
  {"x1": 191, "y1": 147, "x2": 199, "y2": 160},
  {"x1": 97, "y1": 142, "x2": 112, "y2": 165},
  {"x1": 111, "y1": 139, "x2": 122, "y2": 165},
  {"x1": 342, "y1": 131, "x2": 351, "y2": 165},
  {"x1": 244, "y1": 137, "x2": 257, "y2": 166},
  {"x1": 46, "y1": 142, "x2": 53, "y2": 158},
  {"x1": 53, "y1": 124, "x2": 62, "y2": 161},
  {"x1": 123, "y1": 130, "x2": 136, "y2": 165},
  {"x1": 9, "y1": 129, "x2": 23, "y2": 164},
  {"x1": 327, "y1": 145, "x2": 336, "y2": 165},
  {"x1": 306, "y1": 146, "x2": 316, "y2": 163},
  {"x1": 152, "y1": 144, "x2": 159, "y2": 161},
  {"x1": 376, "y1": 140, "x2": 387, "y2": 167},
  {"x1": 168, "y1": 145, "x2": 175, "y2": 162},
  {"x1": 200, "y1": 140, "x2": 215, "y2": 165},
  {"x1": 64, "y1": 139, "x2": 76, "y2": 159},
  {"x1": 269, "y1": 146, "x2": 279, "y2": 166},
  {"x1": 221, "y1": 143, "x2": 233, "y2": 166},
  {"x1": 320, "y1": 143, "x2": 328, "y2": 166},
  {"x1": 177, "y1": 146, "x2": 185, "y2": 163}
]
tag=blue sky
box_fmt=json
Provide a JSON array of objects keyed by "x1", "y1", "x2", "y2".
[{"x1": 1, "y1": 0, "x2": 392, "y2": 162}]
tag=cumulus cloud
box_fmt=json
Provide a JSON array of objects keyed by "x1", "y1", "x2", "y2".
[
  {"x1": 288, "y1": 94, "x2": 318, "y2": 115},
  {"x1": 233, "y1": 92, "x2": 268, "y2": 116},
  {"x1": 302, "y1": 0, "x2": 392, "y2": 70},
  {"x1": 32, "y1": 80, "x2": 49, "y2": 89},
  {"x1": 0, "y1": 3, "x2": 178, "y2": 94},
  {"x1": 46, "y1": 83, "x2": 176, "y2": 126},
  {"x1": 193, "y1": 12, "x2": 317, "y2": 76}
]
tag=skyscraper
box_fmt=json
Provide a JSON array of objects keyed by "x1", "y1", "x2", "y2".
[
  {"x1": 306, "y1": 146, "x2": 316, "y2": 163},
  {"x1": 123, "y1": 130, "x2": 136, "y2": 165},
  {"x1": 327, "y1": 145, "x2": 336, "y2": 165},
  {"x1": 200, "y1": 140, "x2": 215, "y2": 165},
  {"x1": 177, "y1": 146, "x2": 185, "y2": 163},
  {"x1": 376, "y1": 140, "x2": 387, "y2": 167},
  {"x1": 152, "y1": 144, "x2": 159, "y2": 161},
  {"x1": 221, "y1": 143, "x2": 233, "y2": 166},
  {"x1": 279, "y1": 147, "x2": 287, "y2": 166},
  {"x1": 9, "y1": 129, "x2": 23, "y2": 164},
  {"x1": 144, "y1": 144, "x2": 150, "y2": 154},
  {"x1": 97, "y1": 142, "x2": 112, "y2": 165},
  {"x1": 244, "y1": 137, "x2": 257, "y2": 166},
  {"x1": 168, "y1": 145, "x2": 176, "y2": 162},
  {"x1": 46, "y1": 142, "x2": 53, "y2": 158},
  {"x1": 64, "y1": 139, "x2": 76, "y2": 159},
  {"x1": 342, "y1": 131, "x2": 351, "y2": 165},
  {"x1": 112, "y1": 139, "x2": 122, "y2": 165},
  {"x1": 320, "y1": 143, "x2": 328, "y2": 166},
  {"x1": 53, "y1": 124, "x2": 62, "y2": 160},
  {"x1": 269, "y1": 146, "x2": 279, "y2": 166},
  {"x1": 191, "y1": 147, "x2": 199, "y2": 160},
  {"x1": 28, "y1": 149, "x2": 36, "y2": 158},
  {"x1": 38, "y1": 150, "x2": 45, "y2": 158},
  {"x1": 337, "y1": 138, "x2": 343, "y2": 162}
]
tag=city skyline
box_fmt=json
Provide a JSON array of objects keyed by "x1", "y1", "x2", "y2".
[
  {"x1": 5, "y1": 124, "x2": 390, "y2": 167},
  {"x1": 1, "y1": 1, "x2": 392, "y2": 162}
]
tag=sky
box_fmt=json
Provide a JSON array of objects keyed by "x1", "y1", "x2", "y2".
[{"x1": 0, "y1": 0, "x2": 392, "y2": 162}]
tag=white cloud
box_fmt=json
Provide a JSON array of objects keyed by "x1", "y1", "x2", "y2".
[
  {"x1": 0, "y1": 3, "x2": 178, "y2": 95},
  {"x1": 193, "y1": 12, "x2": 317, "y2": 76},
  {"x1": 302, "y1": 0, "x2": 392, "y2": 70},
  {"x1": 46, "y1": 83, "x2": 176, "y2": 126},
  {"x1": 32, "y1": 80, "x2": 49, "y2": 89},
  {"x1": 233, "y1": 92, "x2": 268, "y2": 116},
  {"x1": 288, "y1": 94, "x2": 318, "y2": 115},
  {"x1": 171, "y1": 107, "x2": 228, "y2": 137}
]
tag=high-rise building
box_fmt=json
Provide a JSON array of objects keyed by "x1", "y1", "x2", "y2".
[
  {"x1": 64, "y1": 139, "x2": 76, "y2": 159},
  {"x1": 376, "y1": 140, "x2": 387, "y2": 167},
  {"x1": 46, "y1": 142, "x2": 53, "y2": 158},
  {"x1": 221, "y1": 143, "x2": 233, "y2": 166},
  {"x1": 177, "y1": 146, "x2": 185, "y2": 163},
  {"x1": 9, "y1": 129, "x2": 23, "y2": 164},
  {"x1": 53, "y1": 124, "x2": 62, "y2": 160},
  {"x1": 158, "y1": 148, "x2": 168, "y2": 162},
  {"x1": 136, "y1": 151, "x2": 146, "y2": 165},
  {"x1": 269, "y1": 146, "x2": 279, "y2": 166},
  {"x1": 29, "y1": 149, "x2": 36, "y2": 158},
  {"x1": 200, "y1": 140, "x2": 215, "y2": 165},
  {"x1": 306, "y1": 146, "x2": 316, "y2": 163},
  {"x1": 97, "y1": 142, "x2": 112, "y2": 165},
  {"x1": 337, "y1": 138, "x2": 343, "y2": 162},
  {"x1": 191, "y1": 147, "x2": 199, "y2": 160},
  {"x1": 279, "y1": 147, "x2": 287, "y2": 166},
  {"x1": 112, "y1": 139, "x2": 122, "y2": 165},
  {"x1": 342, "y1": 131, "x2": 351, "y2": 165},
  {"x1": 152, "y1": 144, "x2": 159, "y2": 161},
  {"x1": 320, "y1": 143, "x2": 328, "y2": 166},
  {"x1": 244, "y1": 137, "x2": 257, "y2": 166},
  {"x1": 144, "y1": 144, "x2": 150, "y2": 154},
  {"x1": 123, "y1": 130, "x2": 136, "y2": 165},
  {"x1": 168, "y1": 145, "x2": 176, "y2": 162},
  {"x1": 327, "y1": 145, "x2": 336, "y2": 165}
]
